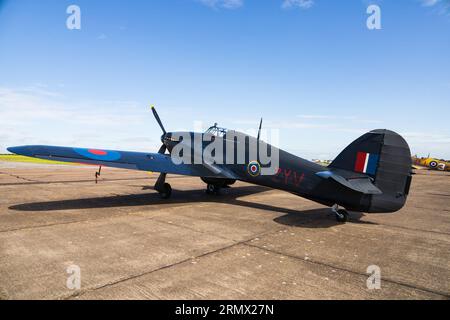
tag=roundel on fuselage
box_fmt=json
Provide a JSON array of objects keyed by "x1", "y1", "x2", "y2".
[{"x1": 247, "y1": 161, "x2": 261, "y2": 177}]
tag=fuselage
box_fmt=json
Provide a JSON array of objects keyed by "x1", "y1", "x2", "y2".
[
  {"x1": 8, "y1": 128, "x2": 411, "y2": 215},
  {"x1": 163, "y1": 130, "x2": 369, "y2": 212}
]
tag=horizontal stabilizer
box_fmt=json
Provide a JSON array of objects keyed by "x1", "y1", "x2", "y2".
[{"x1": 316, "y1": 171, "x2": 382, "y2": 195}]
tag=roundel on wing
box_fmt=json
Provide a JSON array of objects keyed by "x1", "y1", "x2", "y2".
[
  {"x1": 429, "y1": 161, "x2": 438, "y2": 168},
  {"x1": 73, "y1": 148, "x2": 121, "y2": 161},
  {"x1": 247, "y1": 161, "x2": 261, "y2": 177}
]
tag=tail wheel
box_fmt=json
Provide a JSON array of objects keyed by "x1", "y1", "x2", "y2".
[
  {"x1": 335, "y1": 209, "x2": 349, "y2": 223},
  {"x1": 159, "y1": 183, "x2": 172, "y2": 199}
]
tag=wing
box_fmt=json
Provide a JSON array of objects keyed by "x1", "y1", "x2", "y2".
[{"x1": 7, "y1": 145, "x2": 237, "y2": 179}]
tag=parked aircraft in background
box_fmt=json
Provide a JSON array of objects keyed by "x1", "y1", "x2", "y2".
[{"x1": 412, "y1": 156, "x2": 450, "y2": 172}]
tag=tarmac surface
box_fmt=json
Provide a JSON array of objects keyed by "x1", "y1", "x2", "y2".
[{"x1": 0, "y1": 161, "x2": 449, "y2": 300}]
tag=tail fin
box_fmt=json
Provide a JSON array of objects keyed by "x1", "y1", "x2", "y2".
[{"x1": 330, "y1": 129, "x2": 412, "y2": 213}]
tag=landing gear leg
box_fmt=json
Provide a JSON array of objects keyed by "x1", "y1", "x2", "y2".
[
  {"x1": 155, "y1": 173, "x2": 172, "y2": 199},
  {"x1": 206, "y1": 183, "x2": 221, "y2": 195},
  {"x1": 332, "y1": 204, "x2": 349, "y2": 223}
]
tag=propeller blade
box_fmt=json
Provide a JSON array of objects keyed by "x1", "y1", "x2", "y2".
[
  {"x1": 257, "y1": 118, "x2": 263, "y2": 141},
  {"x1": 158, "y1": 144, "x2": 167, "y2": 154},
  {"x1": 151, "y1": 105, "x2": 167, "y2": 134}
]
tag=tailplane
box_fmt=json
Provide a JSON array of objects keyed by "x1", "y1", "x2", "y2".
[{"x1": 330, "y1": 129, "x2": 412, "y2": 213}]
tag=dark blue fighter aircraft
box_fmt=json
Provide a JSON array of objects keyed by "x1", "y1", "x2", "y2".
[{"x1": 8, "y1": 107, "x2": 413, "y2": 222}]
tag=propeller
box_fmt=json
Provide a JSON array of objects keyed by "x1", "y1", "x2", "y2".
[
  {"x1": 257, "y1": 118, "x2": 263, "y2": 141},
  {"x1": 151, "y1": 105, "x2": 167, "y2": 135},
  {"x1": 150, "y1": 105, "x2": 171, "y2": 194},
  {"x1": 158, "y1": 144, "x2": 167, "y2": 154},
  {"x1": 151, "y1": 105, "x2": 169, "y2": 154}
]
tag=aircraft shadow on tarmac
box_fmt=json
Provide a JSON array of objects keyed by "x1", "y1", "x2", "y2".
[{"x1": 9, "y1": 185, "x2": 372, "y2": 228}]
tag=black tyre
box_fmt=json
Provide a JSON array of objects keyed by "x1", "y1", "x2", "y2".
[
  {"x1": 159, "y1": 183, "x2": 172, "y2": 199},
  {"x1": 335, "y1": 209, "x2": 349, "y2": 223},
  {"x1": 206, "y1": 184, "x2": 219, "y2": 195}
]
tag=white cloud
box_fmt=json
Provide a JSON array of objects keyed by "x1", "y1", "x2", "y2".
[
  {"x1": 197, "y1": 0, "x2": 316, "y2": 11},
  {"x1": 97, "y1": 33, "x2": 107, "y2": 40},
  {"x1": 420, "y1": 0, "x2": 450, "y2": 15},
  {"x1": 0, "y1": 87, "x2": 143, "y2": 126},
  {"x1": 0, "y1": 86, "x2": 160, "y2": 153},
  {"x1": 297, "y1": 114, "x2": 356, "y2": 120},
  {"x1": 3, "y1": 87, "x2": 449, "y2": 160},
  {"x1": 198, "y1": 0, "x2": 243, "y2": 10},
  {"x1": 402, "y1": 131, "x2": 450, "y2": 158},
  {"x1": 297, "y1": 114, "x2": 382, "y2": 124},
  {"x1": 402, "y1": 131, "x2": 450, "y2": 144},
  {"x1": 282, "y1": 0, "x2": 314, "y2": 9},
  {"x1": 421, "y1": 0, "x2": 440, "y2": 7}
]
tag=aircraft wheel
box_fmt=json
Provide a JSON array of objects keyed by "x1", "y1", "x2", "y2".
[
  {"x1": 159, "y1": 183, "x2": 172, "y2": 199},
  {"x1": 335, "y1": 209, "x2": 349, "y2": 223},
  {"x1": 206, "y1": 184, "x2": 220, "y2": 195}
]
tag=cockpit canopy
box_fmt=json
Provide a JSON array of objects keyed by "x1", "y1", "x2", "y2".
[{"x1": 205, "y1": 123, "x2": 227, "y2": 137}]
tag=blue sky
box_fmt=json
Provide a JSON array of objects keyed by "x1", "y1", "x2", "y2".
[{"x1": 0, "y1": 0, "x2": 449, "y2": 159}]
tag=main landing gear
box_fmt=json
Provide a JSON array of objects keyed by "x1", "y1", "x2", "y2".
[
  {"x1": 154, "y1": 173, "x2": 172, "y2": 199},
  {"x1": 201, "y1": 178, "x2": 235, "y2": 196},
  {"x1": 331, "y1": 204, "x2": 349, "y2": 223}
]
